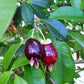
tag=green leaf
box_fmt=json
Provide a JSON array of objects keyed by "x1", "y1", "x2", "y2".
[
  {"x1": 67, "y1": 32, "x2": 84, "y2": 51},
  {"x1": 74, "y1": 72, "x2": 80, "y2": 79},
  {"x1": 2, "y1": 45, "x2": 9, "y2": 56},
  {"x1": 11, "y1": 55, "x2": 29, "y2": 70},
  {"x1": 0, "y1": 0, "x2": 17, "y2": 40},
  {"x1": 43, "y1": 18, "x2": 68, "y2": 41},
  {"x1": 47, "y1": 32, "x2": 56, "y2": 42},
  {"x1": 46, "y1": 75, "x2": 53, "y2": 84},
  {"x1": 48, "y1": 41, "x2": 75, "y2": 84},
  {"x1": 32, "y1": 0, "x2": 50, "y2": 8},
  {"x1": 0, "y1": 71, "x2": 14, "y2": 84},
  {"x1": 24, "y1": 65, "x2": 45, "y2": 84},
  {"x1": 25, "y1": 29, "x2": 34, "y2": 41},
  {"x1": 7, "y1": 77, "x2": 14, "y2": 84},
  {"x1": 25, "y1": 28, "x2": 42, "y2": 41},
  {"x1": 14, "y1": 75, "x2": 27, "y2": 84},
  {"x1": 13, "y1": 6, "x2": 22, "y2": 26},
  {"x1": 7, "y1": 58, "x2": 17, "y2": 71},
  {"x1": 68, "y1": 31, "x2": 84, "y2": 48},
  {"x1": 30, "y1": 4, "x2": 47, "y2": 19},
  {"x1": 16, "y1": 44, "x2": 25, "y2": 57},
  {"x1": 2, "y1": 42, "x2": 21, "y2": 71},
  {"x1": 0, "y1": 67, "x2": 2, "y2": 71},
  {"x1": 56, "y1": 0, "x2": 65, "y2": 2},
  {"x1": 21, "y1": 25, "x2": 33, "y2": 35},
  {"x1": 21, "y1": 3, "x2": 34, "y2": 24},
  {"x1": 67, "y1": 40, "x2": 82, "y2": 51},
  {"x1": 70, "y1": 0, "x2": 84, "y2": 11},
  {"x1": 50, "y1": 6, "x2": 84, "y2": 21},
  {"x1": 80, "y1": 49, "x2": 84, "y2": 59}
]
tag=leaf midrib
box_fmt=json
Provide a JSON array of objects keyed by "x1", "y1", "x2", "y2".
[
  {"x1": 43, "y1": 19, "x2": 66, "y2": 40},
  {"x1": 32, "y1": 1, "x2": 49, "y2": 7}
]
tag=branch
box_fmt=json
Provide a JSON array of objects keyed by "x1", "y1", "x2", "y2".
[
  {"x1": 67, "y1": 29, "x2": 84, "y2": 32},
  {"x1": 46, "y1": 74, "x2": 55, "y2": 84},
  {"x1": 74, "y1": 60, "x2": 84, "y2": 64},
  {"x1": 77, "y1": 68, "x2": 84, "y2": 73},
  {"x1": 34, "y1": 15, "x2": 38, "y2": 29}
]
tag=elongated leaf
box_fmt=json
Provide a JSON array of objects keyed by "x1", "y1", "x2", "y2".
[
  {"x1": 24, "y1": 65, "x2": 45, "y2": 84},
  {"x1": 21, "y1": 3, "x2": 34, "y2": 24},
  {"x1": 30, "y1": 4, "x2": 47, "y2": 19},
  {"x1": 32, "y1": 0, "x2": 50, "y2": 8},
  {"x1": 0, "y1": 71, "x2": 14, "y2": 84},
  {"x1": 7, "y1": 58, "x2": 17, "y2": 71},
  {"x1": 26, "y1": 28, "x2": 42, "y2": 41},
  {"x1": 7, "y1": 76, "x2": 14, "y2": 84},
  {"x1": 81, "y1": 49, "x2": 84, "y2": 59},
  {"x1": 56, "y1": 0, "x2": 65, "y2": 2},
  {"x1": 50, "y1": 6, "x2": 84, "y2": 20},
  {"x1": 68, "y1": 31, "x2": 84, "y2": 48},
  {"x1": 0, "y1": 0, "x2": 17, "y2": 40},
  {"x1": 68, "y1": 40, "x2": 82, "y2": 51},
  {"x1": 14, "y1": 75, "x2": 27, "y2": 84},
  {"x1": 11, "y1": 55, "x2": 29, "y2": 70},
  {"x1": 48, "y1": 41, "x2": 75, "y2": 84},
  {"x1": 21, "y1": 25, "x2": 33, "y2": 35},
  {"x1": 3, "y1": 42, "x2": 21, "y2": 71},
  {"x1": 16, "y1": 44, "x2": 25, "y2": 57},
  {"x1": 70, "y1": 0, "x2": 84, "y2": 10},
  {"x1": 13, "y1": 6, "x2": 22, "y2": 26},
  {"x1": 43, "y1": 18, "x2": 68, "y2": 40},
  {"x1": 25, "y1": 29, "x2": 34, "y2": 41}
]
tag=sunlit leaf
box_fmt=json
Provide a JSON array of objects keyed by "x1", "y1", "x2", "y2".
[
  {"x1": 48, "y1": 41, "x2": 75, "y2": 84},
  {"x1": 43, "y1": 18, "x2": 68, "y2": 41},
  {"x1": 0, "y1": 0, "x2": 17, "y2": 40},
  {"x1": 68, "y1": 31, "x2": 84, "y2": 48},
  {"x1": 11, "y1": 55, "x2": 29, "y2": 70},
  {"x1": 24, "y1": 65, "x2": 45, "y2": 84},
  {"x1": 50, "y1": 6, "x2": 84, "y2": 21},
  {"x1": 14, "y1": 75, "x2": 27, "y2": 84},
  {"x1": 3, "y1": 42, "x2": 21, "y2": 71},
  {"x1": 0, "y1": 71, "x2": 14, "y2": 84}
]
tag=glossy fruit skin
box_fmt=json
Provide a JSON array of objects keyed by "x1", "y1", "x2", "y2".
[
  {"x1": 42, "y1": 43, "x2": 58, "y2": 64},
  {"x1": 24, "y1": 38, "x2": 43, "y2": 59}
]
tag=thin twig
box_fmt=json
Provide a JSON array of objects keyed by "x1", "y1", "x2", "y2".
[
  {"x1": 34, "y1": 15, "x2": 45, "y2": 40},
  {"x1": 47, "y1": 74, "x2": 55, "y2": 84},
  {"x1": 67, "y1": 29, "x2": 84, "y2": 32},
  {"x1": 77, "y1": 68, "x2": 84, "y2": 73},
  {"x1": 34, "y1": 15, "x2": 38, "y2": 29},
  {"x1": 75, "y1": 60, "x2": 84, "y2": 64}
]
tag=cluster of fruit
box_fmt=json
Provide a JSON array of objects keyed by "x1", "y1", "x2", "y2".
[{"x1": 24, "y1": 38, "x2": 58, "y2": 72}]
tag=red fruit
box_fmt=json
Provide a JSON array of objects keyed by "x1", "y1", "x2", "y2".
[
  {"x1": 42, "y1": 43, "x2": 57, "y2": 64},
  {"x1": 41, "y1": 39, "x2": 58, "y2": 72},
  {"x1": 24, "y1": 38, "x2": 43, "y2": 68}
]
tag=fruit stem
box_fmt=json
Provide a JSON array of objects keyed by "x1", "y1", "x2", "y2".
[
  {"x1": 37, "y1": 27, "x2": 45, "y2": 40},
  {"x1": 34, "y1": 15, "x2": 45, "y2": 40},
  {"x1": 31, "y1": 29, "x2": 35, "y2": 38}
]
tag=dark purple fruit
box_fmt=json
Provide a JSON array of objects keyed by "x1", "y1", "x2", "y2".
[{"x1": 24, "y1": 38, "x2": 43, "y2": 68}]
